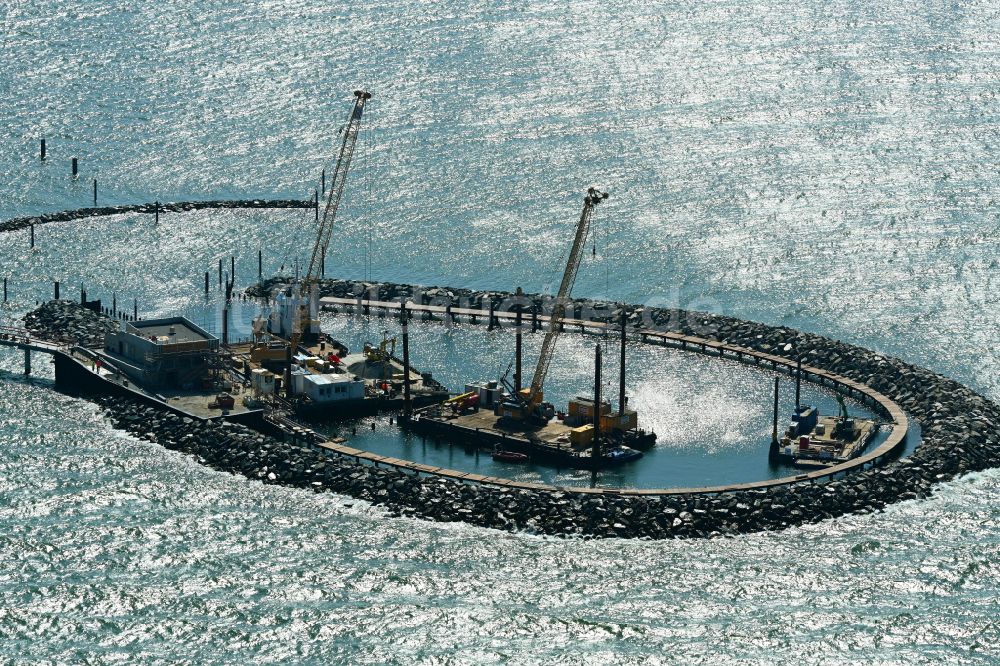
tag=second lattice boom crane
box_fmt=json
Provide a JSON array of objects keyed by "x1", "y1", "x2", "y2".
[{"x1": 507, "y1": 187, "x2": 609, "y2": 422}]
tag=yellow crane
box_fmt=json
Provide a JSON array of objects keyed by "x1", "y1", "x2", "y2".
[
  {"x1": 362, "y1": 330, "x2": 397, "y2": 379},
  {"x1": 505, "y1": 187, "x2": 608, "y2": 422}
]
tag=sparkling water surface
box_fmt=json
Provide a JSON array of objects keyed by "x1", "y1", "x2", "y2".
[{"x1": 2, "y1": 0, "x2": 1000, "y2": 662}]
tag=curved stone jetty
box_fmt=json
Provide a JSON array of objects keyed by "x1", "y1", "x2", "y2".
[{"x1": 20, "y1": 284, "x2": 1000, "y2": 539}]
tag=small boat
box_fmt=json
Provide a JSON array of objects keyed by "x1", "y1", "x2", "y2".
[
  {"x1": 603, "y1": 446, "x2": 643, "y2": 464},
  {"x1": 492, "y1": 448, "x2": 528, "y2": 463}
]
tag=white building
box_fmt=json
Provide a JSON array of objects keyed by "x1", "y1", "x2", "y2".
[{"x1": 292, "y1": 370, "x2": 365, "y2": 403}]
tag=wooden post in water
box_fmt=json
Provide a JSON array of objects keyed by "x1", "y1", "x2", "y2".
[
  {"x1": 92, "y1": 178, "x2": 97, "y2": 205},
  {"x1": 112, "y1": 292, "x2": 117, "y2": 316},
  {"x1": 204, "y1": 271, "x2": 209, "y2": 295},
  {"x1": 401, "y1": 302, "x2": 412, "y2": 417},
  {"x1": 593, "y1": 343, "x2": 602, "y2": 463},
  {"x1": 80, "y1": 285, "x2": 86, "y2": 305},
  {"x1": 532, "y1": 304, "x2": 539, "y2": 332},
  {"x1": 154, "y1": 201, "x2": 159, "y2": 225},
  {"x1": 487, "y1": 298, "x2": 496, "y2": 331},
  {"x1": 133, "y1": 298, "x2": 137, "y2": 320},
  {"x1": 218, "y1": 258, "x2": 222, "y2": 289},
  {"x1": 40, "y1": 138, "x2": 46, "y2": 160},
  {"x1": 30, "y1": 224, "x2": 34, "y2": 249},
  {"x1": 770, "y1": 377, "x2": 780, "y2": 459},
  {"x1": 321, "y1": 169, "x2": 326, "y2": 194},
  {"x1": 230, "y1": 256, "x2": 235, "y2": 285},
  {"x1": 619, "y1": 308, "x2": 627, "y2": 416},
  {"x1": 71, "y1": 157, "x2": 78, "y2": 178},
  {"x1": 258, "y1": 249, "x2": 262, "y2": 281},
  {"x1": 53, "y1": 281, "x2": 59, "y2": 300},
  {"x1": 795, "y1": 357, "x2": 802, "y2": 412},
  {"x1": 514, "y1": 295, "x2": 523, "y2": 394},
  {"x1": 24, "y1": 349, "x2": 31, "y2": 376},
  {"x1": 3, "y1": 277, "x2": 7, "y2": 303}
]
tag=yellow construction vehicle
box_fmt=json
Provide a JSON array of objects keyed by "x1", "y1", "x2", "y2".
[
  {"x1": 364, "y1": 331, "x2": 396, "y2": 364},
  {"x1": 362, "y1": 331, "x2": 397, "y2": 380}
]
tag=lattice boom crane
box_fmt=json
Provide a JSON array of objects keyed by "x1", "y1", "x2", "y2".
[
  {"x1": 518, "y1": 187, "x2": 608, "y2": 417},
  {"x1": 289, "y1": 90, "x2": 371, "y2": 355},
  {"x1": 305, "y1": 90, "x2": 372, "y2": 283}
]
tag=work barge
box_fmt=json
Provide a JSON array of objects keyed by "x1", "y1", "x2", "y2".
[
  {"x1": 395, "y1": 188, "x2": 658, "y2": 470},
  {"x1": 2, "y1": 292, "x2": 447, "y2": 450}
]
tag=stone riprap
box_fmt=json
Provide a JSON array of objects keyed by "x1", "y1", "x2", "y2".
[
  {"x1": 20, "y1": 288, "x2": 1000, "y2": 539},
  {"x1": 0, "y1": 199, "x2": 313, "y2": 234},
  {"x1": 24, "y1": 300, "x2": 118, "y2": 348}
]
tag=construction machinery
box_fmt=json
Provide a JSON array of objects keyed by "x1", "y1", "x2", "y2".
[
  {"x1": 500, "y1": 187, "x2": 609, "y2": 423},
  {"x1": 832, "y1": 394, "x2": 857, "y2": 439},
  {"x1": 364, "y1": 331, "x2": 396, "y2": 379},
  {"x1": 443, "y1": 390, "x2": 480, "y2": 414},
  {"x1": 249, "y1": 316, "x2": 292, "y2": 364},
  {"x1": 270, "y1": 90, "x2": 371, "y2": 395},
  {"x1": 364, "y1": 331, "x2": 396, "y2": 365}
]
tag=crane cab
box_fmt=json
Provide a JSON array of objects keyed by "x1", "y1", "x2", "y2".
[
  {"x1": 518, "y1": 387, "x2": 543, "y2": 409},
  {"x1": 273, "y1": 285, "x2": 321, "y2": 344}
]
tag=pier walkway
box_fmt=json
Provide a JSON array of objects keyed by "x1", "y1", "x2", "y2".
[
  {"x1": 0, "y1": 326, "x2": 66, "y2": 354},
  {"x1": 0, "y1": 326, "x2": 67, "y2": 375}
]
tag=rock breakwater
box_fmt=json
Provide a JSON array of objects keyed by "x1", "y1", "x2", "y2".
[
  {"x1": 20, "y1": 289, "x2": 1000, "y2": 538},
  {"x1": 0, "y1": 199, "x2": 313, "y2": 234},
  {"x1": 24, "y1": 300, "x2": 118, "y2": 347}
]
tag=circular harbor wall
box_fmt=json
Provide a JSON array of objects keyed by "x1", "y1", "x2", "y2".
[
  {"x1": 4, "y1": 205, "x2": 998, "y2": 538},
  {"x1": 14, "y1": 276, "x2": 1000, "y2": 539}
]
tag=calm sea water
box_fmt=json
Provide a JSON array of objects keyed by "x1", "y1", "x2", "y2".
[{"x1": 2, "y1": 0, "x2": 999, "y2": 663}]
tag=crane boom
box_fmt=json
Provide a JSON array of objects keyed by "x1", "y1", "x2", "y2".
[
  {"x1": 305, "y1": 90, "x2": 372, "y2": 283},
  {"x1": 283, "y1": 90, "x2": 371, "y2": 363},
  {"x1": 523, "y1": 187, "x2": 608, "y2": 410}
]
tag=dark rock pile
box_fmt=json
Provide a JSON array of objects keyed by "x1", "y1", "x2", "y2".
[
  {"x1": 23, "y1": 284, "x2": 1000, "y2": 538},
  {"x1": 81, "y1": 392, "x2": 937, "y2": 539},
  {"x1": 0, "y1": 199, "x2": 313, "y2": 234},
  {"x1": 24, "y1": 300, "x2": 118, "y2": 347}
]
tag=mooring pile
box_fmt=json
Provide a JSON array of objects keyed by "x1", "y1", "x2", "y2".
[{"x1": 22, "y1": 291, "x2": 1000, "y2": 539}]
